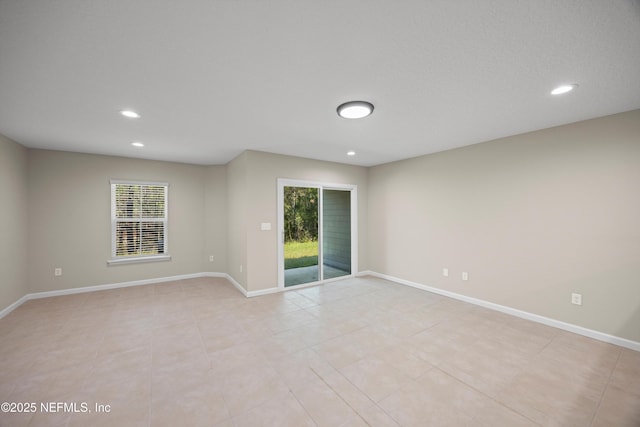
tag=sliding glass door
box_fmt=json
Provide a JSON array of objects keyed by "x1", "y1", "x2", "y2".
[
  {"x1": 283, "y1": 185, "x2": 320, "y2": 286},
  {"x1": 321, "y1": 189, "x2": 352, "y2": 280},
  {"x1": 278, "y1": 179, "x2": 356, "y2": 288}
]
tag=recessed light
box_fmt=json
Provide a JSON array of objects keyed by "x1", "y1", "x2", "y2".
[
  {"x1": 120, "y1": 109, "x2": 140, "y2": 118},
  {"x1": 337, "y1": 101, "x2": 374, "y2": 119},
  {"x1": 347, "y1": 150, "x2": 356, "y2": 156},
  {"x1": 131, "y1": 142, "x2": 144, "y2": 148},
  {"x1": 551, "y1": 84, "x2": 578, "y2": 95}
]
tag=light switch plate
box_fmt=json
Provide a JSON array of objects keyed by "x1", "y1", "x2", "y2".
[{"x1": 260, "y1": 222, "x2": 271, "y2": 231}]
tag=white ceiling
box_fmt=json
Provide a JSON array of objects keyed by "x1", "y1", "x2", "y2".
[{"x1": 1, "y1": 0, "x2": 639, "y2": 167}]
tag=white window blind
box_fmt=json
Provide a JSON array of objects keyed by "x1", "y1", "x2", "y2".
[{"x1": 110, "y1": 181, "x2": 168, "y2": 261}]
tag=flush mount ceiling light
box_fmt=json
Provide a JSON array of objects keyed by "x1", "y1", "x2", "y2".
[
  {"x1": 131, "y1": 141, "x2": 144, "y2": 148},
  {"x1": 337, "y1": 101, "x2": 374, "y2": 119},
  {"x1": 120, "y1": 109, "x2": 140, "y2": 118},
  {"x1": 551, "y1": 84, "x2": 578, "y2": 95},
  {"x1": 347, "y1": 150, "x2": 356, "y2": 156}
]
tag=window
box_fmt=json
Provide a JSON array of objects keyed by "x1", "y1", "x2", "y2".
[{"x1": 109, "y1": 180, "x2": 169, "y2": 264}]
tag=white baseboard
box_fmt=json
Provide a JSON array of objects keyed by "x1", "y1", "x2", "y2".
[
  {"x1": 209, "y1": 272, "x2": 247, "y2": 297},
  {"x1": 0, "y1": 294, "x2": 31, "y2": 320},
  {"x1": 246, "y1": 287, "x2": 280, "y2": 297},
  {"x1": 28, "y1": 272, "x2": 208, "y2": 300},
  {"x1": 360, "y1": 270, "x2": 640, "y2": 352}
]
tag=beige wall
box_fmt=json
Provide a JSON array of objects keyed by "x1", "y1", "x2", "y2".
[
  {"x1": 226, "y1": 152, "x2": 249, "y2": 289},
  {"x1": 27, "y1": 150, "x2": 213, "y2": 292},
  {"x1": 204, "y1": 165, "x2": 228, "y2": 273},
  {"x1": 0, "y1": 134, "x2": 29, "y2": 310},
  {"x1": 240, "y1": 151, "x2": 368, "y2": 292},
  {"x1": 368, "y1": 110, "x2": 640, "y2": 342}
]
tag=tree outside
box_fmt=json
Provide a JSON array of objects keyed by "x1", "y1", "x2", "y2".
[{"x1": 283, "y1": 187, "x2": 318, "y2": 269}]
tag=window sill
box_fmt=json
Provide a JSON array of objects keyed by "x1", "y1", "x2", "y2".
[{"x1": 107, "y1": 255, "x2": 172, "y2": 266}]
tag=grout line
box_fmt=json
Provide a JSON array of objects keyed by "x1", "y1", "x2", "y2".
[
  {"x1": 308, "y1": 367, "x2": 373, "y2": 427},
  {"x1": 434, "y1": 366, "x2": 541, "y2": 426},
  {"x1": 588, "y1": 348, "x2": 622, "y2": 427},
  {"x1": 286, "y1": 379, "x2": 320, "y2": 427}
]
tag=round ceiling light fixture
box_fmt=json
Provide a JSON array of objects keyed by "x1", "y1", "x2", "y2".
[
  {"x1": 337, "y1": 101, "x2": 374, "y2": 119},
  {"x1": 131, "y1": 141, "x2": 145, "y2": 148},
  {"x1": 120, "y1": 109, "x2": 141, "y2": 118},
  {"x1": 551, "y1": 84, "x2": 578, "y2": 95},
  {"x1": 347, "y1": 150, "x2": 356, "y2": 156}
]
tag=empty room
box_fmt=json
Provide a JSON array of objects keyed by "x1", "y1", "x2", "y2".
[{"x1": 1, "y1": 1, "x2": 639, "y2": 426}]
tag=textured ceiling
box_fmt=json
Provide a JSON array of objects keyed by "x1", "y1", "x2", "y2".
[{"x1": 1, "y1": 0, "x2": 639, "y2": 166}]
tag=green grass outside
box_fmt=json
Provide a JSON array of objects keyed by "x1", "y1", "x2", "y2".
[{"x1": 284, "y1": 240, "x2": 318, "y2": 269}]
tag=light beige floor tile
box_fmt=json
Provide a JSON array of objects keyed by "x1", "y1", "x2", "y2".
[
  {"x1": 481, "y1": 319, "x2": 553, "y2": 356},
  {"x1": 0, "y1": 410, "x2": 34, "y2": 427},
  {"x1": 208, "y1": 341, "x2": 269, "y2": 375},
  {"x1": 378, "y1": 369, "x2": 482, "y2": 427},
  {"x1": 264, "y1": 309, "x2": 318, "y2": 333},
  {"x1": 340, "y1": 356, "x2": 413, "y2": 402},
  {"x1": 85, "y1": 372, "x2": 151, "y2": 406},
  {"x1": 501, "y1": 315, "x2": 558, "y2": 345},
  {"x1": 351, "y1": 402, "x2": 401, "y2": 427},
  {"x1": 438, "y1": 336, "x2": 530, "y2": 397},
  {"x1": 320, "y1": 370, "x2": 377, "y2": 414},
  {"x1": 253, "y1": 330, "x2": 311, "y2": 362},
  {"x1": 592, "y1": 384, "x2": 640, "y2": 427},
  {"x1": 213, "y1": 420, "x2": 234, "y2": 427},
  {"x1": 292, "y1": 381, "x2": 360, "y2": 427},
  {"x1": 312, "y1": 333, "x2": 369, "y2": 369},
  {"x1": 494, "y1": 359, "x2": 603, "y2": 426},
  {"x1": 372, "y1": 339, "x2": 434, "y2": 379},
  {"x1": 9, "y1": 361, "x2": 94, "y2": 405},
  {"x1": 608, "y1": 348, "x2": 640, "y2": 396},
  {"x1": 151, "y1": 357, "x2": 214, "y2": 400},
  {"x1": 28, "y1": 342, "x2": 100, "y2": 375},
  {"x1": 409, "y1": 327, "x2": 475, "y2": 366},
  {"x1": 368, "y1": 312, "x2": 434, "y2": 338},
  {"x1": 220, "y1": 364, "x2": 290, "y2": 416},
  {"x1": 0, "y1": 377, "x2": 16, "y2": 402},
  {"x1": 348, "y1": 326, "x2": 401, "y2": 355},
  {"x1": 152, "y1": 343, "x2": 209, "y2": 370},
  {"x1": 150, "y1": 380, "x2": 229, "y2": 427},
  {"x1": 270, "y1": 348, "x2": 337, "y2": 392},
  {"x1": 232, "y1": 392, "x2": 315, "y2": 427},
  {"x1": 87, "y1": 347, "x2": 152, "y2": 390},
  {"x1": 97, "y1": 329, "x2": 151, "y2": 357},
  {"x1": 540, "y1": 331, "x2": 621, "y2": 376}
]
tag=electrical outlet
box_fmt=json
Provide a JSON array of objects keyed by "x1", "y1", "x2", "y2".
[
  {"x1": 54, "y1": 268, "x2": 62, "y2": 277},
  {"x1": 462, "y1": 272, "x2": 469, "y2": 281},
  {"x1": 443, "y1": 268, "x2": 449, "y2": 277},
  {"x1": 571, "y1": 293, "x2": 582, "y2": 306},
  {"x1": 209, "y1": 255, "x2": 214, "y2": 262}
]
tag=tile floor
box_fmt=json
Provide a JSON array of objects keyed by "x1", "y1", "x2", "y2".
[{"x1": 0, "y1": 276, "x2": 638, "y2": 427}]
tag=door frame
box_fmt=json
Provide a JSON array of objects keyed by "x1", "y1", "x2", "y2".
[{"x1": 277, "y1": 178, "x2": 358, "y2": 289}]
